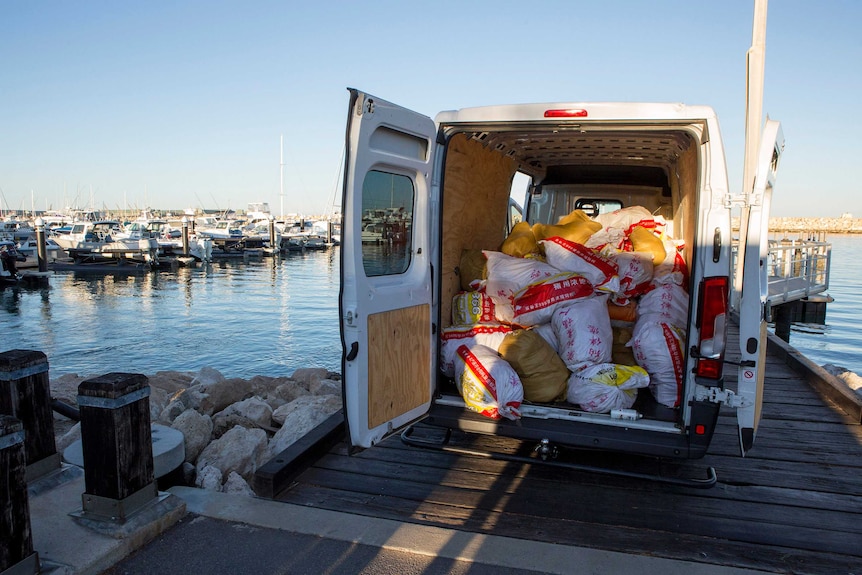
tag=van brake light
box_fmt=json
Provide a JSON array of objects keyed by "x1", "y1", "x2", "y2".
[
  {"x1": 695, "y1": 277, "x2": 729, "y2": 379},
  {"x1": 544, "y1": 109, "x2": 588, "y2": 118}
]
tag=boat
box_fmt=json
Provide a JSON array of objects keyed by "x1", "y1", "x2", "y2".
[
  {"x1": 0, "y1": 240, "x2": 25, "y2": 283},
  {"x1": 52, "y1": 220, "x2": 161, "y2": 265},
  {"x1": 15, "y1": 237, "x2": 66, "y2": 268}
]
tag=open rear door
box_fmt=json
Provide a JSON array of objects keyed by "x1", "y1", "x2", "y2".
[
  {"x1": 340, "y1": 89, "x2": 436, "y2": 449},
  {"x1": 736, "y1": 118, "x2": 784, "y2": 456}
]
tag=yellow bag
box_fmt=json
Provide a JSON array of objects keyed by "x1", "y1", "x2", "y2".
[
  {"x1": 629, "y1": 225, "x2": 666, "y2": 266},
  {"x1": 500, "y1": 221, "x2": 539, "y2": 258},
  {"x1": 532, "y1": 210, "x2": 602, "y2": 246},
  {"x1": 498, "y1": 329, "x2": 569, "y2": 403}
]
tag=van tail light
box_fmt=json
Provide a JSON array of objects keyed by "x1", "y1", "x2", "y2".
[{"x1": 695, "y1": 276, "x2": 729, "y2": 379}]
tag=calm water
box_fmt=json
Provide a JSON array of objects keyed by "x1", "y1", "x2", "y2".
[
  {"x1": 776, "y1": 234, "x2": 862, "y2": 375},
  {"x1": 1, "y1": 248, "x2": 342, "y2": 380},
  {"x1": 2, "y1": 236, "x2": 860, "y2": 382}
]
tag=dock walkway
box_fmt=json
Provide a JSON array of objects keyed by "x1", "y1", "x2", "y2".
[{"x1": 271, "y1": 329, "x2": 862, "y2": 574}]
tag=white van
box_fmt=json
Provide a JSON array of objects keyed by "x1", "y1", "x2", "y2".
[{"x1": 339, "y1": 90, "x2": 783, "y2": 479}]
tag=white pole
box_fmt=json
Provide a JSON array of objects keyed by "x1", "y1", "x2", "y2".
[
  {"x1": 280, "y1": 134, "x2": 284, "y2": 221},
  {"x1": 733, "y1": 0, "x2": 769, "y2": 306},
  {"x1": 743, "y1": 0, "x2": 768, "y2": 197}
]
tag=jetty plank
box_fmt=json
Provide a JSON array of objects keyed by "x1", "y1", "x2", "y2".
[{"x1": 274, "y1": 331, "x2": 862, "y2": 574}]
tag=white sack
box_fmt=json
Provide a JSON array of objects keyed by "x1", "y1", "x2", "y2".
[
  {"x1": 539, "y1": 237, "x2": 620, "y2": 293},
  {"x1": 637, "y1": 282, "x2": 689, "y2": 328},
  {"x1": 455, "y1": 344, "x2": 523, "y2": 420},
  {"x1": 628, "y1": 320, "x2": 686, "y2": 408},
  {"x1": 532, "y1": 322, "x2": 559, "y2": 353},
  {"x1": 608, "y1": 250, "x2": 654, "y2": 304},
  {"x1": 440, "y1": 323, "x2": 513, "y2": 378},
  {"x1": 552, "y1": 296, "x2": 613, "y2": 371},
  {"x1": 567, "y1": 363, "x2": 650, "y2": 413},
  {"x1": 510, "y1": 272, "x2": 595, "y2": 326}
]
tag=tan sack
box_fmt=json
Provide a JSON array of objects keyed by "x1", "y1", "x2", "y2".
[
  {"x1": 459, "y1": 249, "x2": 487, "y2": 291},
  {"x1": 499, "y1": 329, "x2": 569, "y2": 403},
  {"x1": 500, "y1": 221, "x2": 539, "y2": 258},
  {"x1": 629, "y1": 225, "x2": 666, "y2": 266}
]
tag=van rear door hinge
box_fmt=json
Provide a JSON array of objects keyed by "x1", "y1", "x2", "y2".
[{"x1": 695, "y1": 385, "x2": 752, "y2": 409}]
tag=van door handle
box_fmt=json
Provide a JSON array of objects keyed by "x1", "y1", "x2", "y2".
[{"x1": 346, "y1": 341, "x2": 359, "y2": 361}]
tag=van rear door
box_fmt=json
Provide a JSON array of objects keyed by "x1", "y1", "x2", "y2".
[
  {"x1": 340, "y1": 89, "x2": 437, "y2": 449},
  {"x1": 736, "y1": 118, "x2": 784, "y2": 456}
]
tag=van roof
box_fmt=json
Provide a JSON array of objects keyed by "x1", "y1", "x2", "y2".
[{"x1": 435, "y1": 102, "x2": 717, "y2": 125}]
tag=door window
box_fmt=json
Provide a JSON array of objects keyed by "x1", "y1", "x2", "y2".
[{"x1": 361, "y1": 170, "x2": 414, "y2": 277}]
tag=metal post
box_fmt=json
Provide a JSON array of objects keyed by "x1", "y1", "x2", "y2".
[
  {"x1": 77, "y1": 373, "x2": 156, "y2": 522},
  {"x1": 269, "y1": 215, "x2": 276, "y2": 252},
  {"x1": 34, "y1": 217, "x2": 47, "y2": 272},
  {"x1": 181, "y1": 217, "x2": 190, "y2": 256}
]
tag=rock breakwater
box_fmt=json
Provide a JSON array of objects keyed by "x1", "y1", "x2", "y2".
[{"x1": 51, "y1": 366, "x2": 342, "y2": 497}]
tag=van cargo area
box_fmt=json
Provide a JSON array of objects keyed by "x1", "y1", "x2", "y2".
[
  {"x1": 341, "y1": 91, "x2": 781, "y2": 468},
  {"x1": 428, "y1": 120, "x2": 715, "y2": 459}
]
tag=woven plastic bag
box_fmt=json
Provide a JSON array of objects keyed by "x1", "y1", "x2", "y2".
[
  {"x1": 552, "y1": 295, "x2": 612, "y2": 371},
  {"x1": 440, "y1": 323, "x2": 513, "y2": 377},
  {"x1": 567, "y1": 363, "x2": 650, "y2": 413},
  {"x1": 498, "y1": 328, "x2": 569, "y2": 403},
  {"x1": 455, "y1": 344, "x2": 523, "y2": 420},
  {"x1": 628, "y1": 320, "x2": 686, "y2": 408},
  {"x1": 539, "y1": 236, "x2": 620, "y2": 293},
  {"x1": 510, "y1": 272, "x2": 595, "y2": 326}
]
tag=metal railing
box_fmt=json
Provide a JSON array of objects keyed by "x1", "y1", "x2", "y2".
[
  {"x1": 731, "y1": 235, "x2": 831, "y2": 307},
  {"x1": 764, "y1": 237, "x2": 831, "y2": 304}
]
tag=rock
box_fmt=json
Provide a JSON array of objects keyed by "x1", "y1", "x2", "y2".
[
  {"x1": 191, "y1": 366, "x2": 226, "y2": 386},
  {"x1": 215, "y1": 397, "x2": 273, "y2": 428},
  {"x1": 55, "y1": 422, "x2": 81, "y2": 453},
  {"x1": 171, "y1": 409, "x2": 214, "y2": 463},
  {"x1": 248, "y1": 375, "x2": 291, "y2": 398},
  {"x1": 223, "y1": 471, "x2": 255, "y2": 496},
  {"x1": 274, "y1": 380, "x2": 311, "y2": 403},
  {"x1": 149, "y1": 386, "x2": 170, "y2": 422},
  {"x1": 148, "y1": 370, "x2": 196, "y2": 394},
  {"x1": 196, "y1": 425, "x2": 268, "y2": 483},
  {"x1": 291, "y1": 367, "x2": 329, "y2": 389},
  {"x1": 158, "y1": 386, "x2": 206, "y2": 423},
  {"x1": 196, "y1": 377, "x2": 253, "y2": 416},
  {"x1": 196, "y1": 464, "x2": 223, "y2": 491},
  {"x1": 50, "y1": 373, "x2": 87, "y2": 405},
  {"x1": 212, "y1": 413, "x2": 267, "y2": 439},
  {"x1": 822, "y1": 363, "x2": 862, "y2": 397},
  {"x1": 267, "y1": 395, "x2": 342, "y2": 459},
  {"x1": 182, "y1": 462, "x2": 197, "y2": 486},
  {"x1": 308, "y1": 377, "x2": 340, "y2": 396}
]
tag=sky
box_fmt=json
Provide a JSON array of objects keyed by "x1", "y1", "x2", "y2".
[{"x1": 2, "y1": 0, "x2": 860, "y2": 218}]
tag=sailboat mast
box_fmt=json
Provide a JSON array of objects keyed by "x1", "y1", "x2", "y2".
[{"x1": 280, "y1": 134, "x2": 285, "y2": 220}]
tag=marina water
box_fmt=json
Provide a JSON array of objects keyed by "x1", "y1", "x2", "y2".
[
  {"x1": 1, "y1": 249, "x2": 342, "y2": 380},
  {"x1": 2, "y1": 236, "x2": 861, "y2": 381}
]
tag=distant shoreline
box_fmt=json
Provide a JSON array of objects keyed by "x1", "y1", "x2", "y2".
[{"x1": 732, "y1": 217, "x2": 862, "y2": 235}]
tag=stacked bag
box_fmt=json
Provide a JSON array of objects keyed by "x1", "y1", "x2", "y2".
[{"x1": 443, "y1": 206, "x2": 690, "y2": 420}]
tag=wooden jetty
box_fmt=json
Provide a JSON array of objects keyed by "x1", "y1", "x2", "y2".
[{"x1": 266, "y1": 326, "x2": 862, "y2": 575}]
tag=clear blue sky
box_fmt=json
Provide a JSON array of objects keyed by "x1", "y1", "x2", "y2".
[{"x1": 2, "y1": 0, "x2": 860, "y2": 218}]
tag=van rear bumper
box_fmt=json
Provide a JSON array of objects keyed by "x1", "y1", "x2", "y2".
[{"x1": 425, "y1": 400, "x2": 720, "y2": 460}]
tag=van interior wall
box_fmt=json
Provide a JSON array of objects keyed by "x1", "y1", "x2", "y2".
[
  {"x1": 440, "y1": 133, "x2": 518, "y2": 327},
  {"x1": 675, "y1": 140, "x2": 698, "y2": 271}
]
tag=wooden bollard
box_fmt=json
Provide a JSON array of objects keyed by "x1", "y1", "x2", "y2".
[
  {"x1": 0, "y1": 415, "x2": 39, "y2": 574},
  {"x1": 0, "y1": 349, "x2": 60, "y2": 482},
  {"x1": 77, "y1": 373, "x2": 157, "y2": 521}
]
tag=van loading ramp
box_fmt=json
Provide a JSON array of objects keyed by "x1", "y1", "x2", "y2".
[{"x1": 258, "y1": 322, "x2": 862, "y2": 575}]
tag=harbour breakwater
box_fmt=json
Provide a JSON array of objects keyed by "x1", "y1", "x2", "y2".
[{"x1": 732, "y1": 217, "x2": 862, "y2": 234}]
